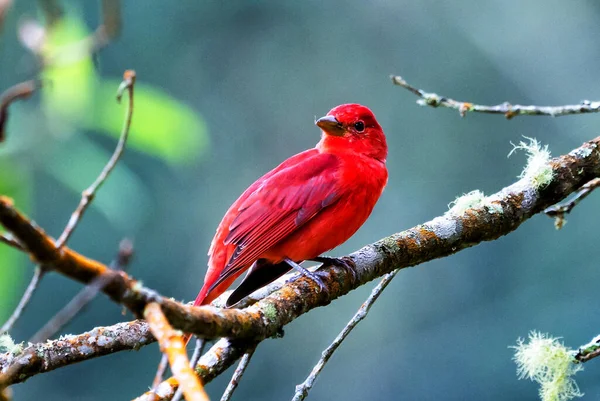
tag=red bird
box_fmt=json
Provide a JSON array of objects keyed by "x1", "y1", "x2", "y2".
[{"x1": 194, "y1": 104, "x2": 388, "y2": 308}]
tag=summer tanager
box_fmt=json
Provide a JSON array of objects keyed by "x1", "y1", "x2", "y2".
[{"x1": 194, "y1": 103, "x2": 388, "y2": 308}]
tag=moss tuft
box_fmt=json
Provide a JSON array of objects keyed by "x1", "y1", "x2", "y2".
[
  {"x1": 513, "y1": 331, "x2": 583, "y2": 401},
  {"x1": 262, "y1": 304, "x2": 278, "y2": 321},
  {"x1": 508, "y1": 137, "x2": 553, "y2": 189},
  {"x1": 0, "y1": 333, "x2": 23, "y2": 355}
]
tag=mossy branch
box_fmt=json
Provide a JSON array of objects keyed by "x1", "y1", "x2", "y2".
[{"x1": 0, "y1": 136, "x2": 598, "y2": 394}]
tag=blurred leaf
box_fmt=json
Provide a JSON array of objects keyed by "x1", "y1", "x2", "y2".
[
  {"x1": 41, "y1": 16, "x2": 95, "y2": 127},
  {"x1": 40, "y1": 14, "x2": 209, "y2": 164},
  {"x1": 46, "y1": 136, "x2": 151, "y2": 232},
  {"x1": 0, "y1": 162, "x2": 31, "y2": 321},
  {"x1": 92, "y1": 80, "x2": 209, "y2": 164}
]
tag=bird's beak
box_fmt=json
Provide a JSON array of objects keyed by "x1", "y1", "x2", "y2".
[{"x1": 316, "y1": 115, "x2": 345, "y2": 136}]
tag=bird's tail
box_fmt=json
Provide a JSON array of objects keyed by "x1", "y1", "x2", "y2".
[{"x1": 182, "y1": 287, "x2": 211, "y2": 345}]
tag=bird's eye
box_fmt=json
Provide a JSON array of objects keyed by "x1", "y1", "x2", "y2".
[{"x1": 354, "y1": 121, "x2": 365, "y2": 132}]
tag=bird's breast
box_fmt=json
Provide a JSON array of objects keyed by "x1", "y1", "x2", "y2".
[{"x1": 264, "y1": 154, "x2": 387, "y2": 262}]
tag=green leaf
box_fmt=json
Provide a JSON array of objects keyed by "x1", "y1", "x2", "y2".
[
  {"x1": 92, "y1": 81, "x2": 209, "y2": 164},
  {"x1": 40, "y1": 15, "x2": 209, "y2": 164},
  {"x1": 40, "y1": 15, "x2": 95, "y2": 127},
  {"x1": 46, "y1": 137, "x2": 151, "y2": 232}
]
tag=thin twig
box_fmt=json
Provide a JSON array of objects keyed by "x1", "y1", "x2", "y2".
[
  {"x1": 55, "y1": 69, "x2": 135, "y2": 247},
  {"x1": 574, "y1": 334, "x2": 600, "y2": 363},
  {"x1": 0, "y1": 233, "x2": 24, "y2": 251},
  {"x1": 29, "y1": 239, "x2": 134, "y2": 343},
  {"x1": 152, "y1": 355, "x2": 169, "y2": 390},
  {"x1": 1, "y1": 267, "x2": 44, "y2": 333},
  {"x1": 190, "y1": 338, "x2": 207, "y2": 370},
  {"x1": 0, "y1": 81, "x2": 37, "y2": 142},
  {"x1": 220, "y1": 347, "x2": 256, "y2": 401},
  {"x1": 292, "y1": 269, "x2": 399, "y2": 401},
  {"x1": 544, "y1": 177, "x2": 600, "y2": 229},
  {"x1": 144, "y1": 303, "x2": 209, "y2": 401},
  {"x1": 391, "y1": 75, "x2": 600, "y2": 119},
  {"x1": 0, "y1": 72, "x2": 135, "y2": 334},
  {"x1": 172, "y1": 338, "x2": 207, "y2": 401}
]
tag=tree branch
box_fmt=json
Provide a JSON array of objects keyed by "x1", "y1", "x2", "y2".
[
  {"x1": 391, "y1": 75, "x2": 600, "y2": 119},
  {"x1": 0, "y1": 320, "x2": 154, "y2": 385},
  {"x1": 0, "y1": 135, "x2": 597, "y2": 394}
]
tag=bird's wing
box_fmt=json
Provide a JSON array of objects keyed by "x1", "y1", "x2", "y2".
[{"x1": 207, "y1": 152, "x2": 342, "y2": 292}]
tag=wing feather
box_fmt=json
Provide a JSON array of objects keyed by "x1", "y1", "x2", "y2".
[{"x1": 207, "y1": 152, "x2": 342, "y2": 293}]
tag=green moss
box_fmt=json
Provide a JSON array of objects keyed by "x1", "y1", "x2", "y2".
[
  {"x1": 379, "y1": 236, "x2": 401, "y2": 254},
  {"x1": 195, "y1": 365, "x2": 208, "y2": 376},
  {"x1": 508, "y1": 137, "x2": 554, "y2": 189},
  {"x1": 0, "y1": 333, "x2": 23, "y2": 355},
  {"x1": 447, "y1": 190, "x2": 485, "y2": 215},
  {"x1": 263, "y1": 304, "x2": 278, "y2": 322}
]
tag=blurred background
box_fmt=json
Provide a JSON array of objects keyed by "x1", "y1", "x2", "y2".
[{"x1": 1, "y1": 0, "x2": 599, "y2": 400}]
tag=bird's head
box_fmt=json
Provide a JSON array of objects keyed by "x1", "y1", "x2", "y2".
[{"x1": 316, "y1": 104, "x2": 387, "y2": 162}]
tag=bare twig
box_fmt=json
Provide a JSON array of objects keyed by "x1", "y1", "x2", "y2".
[
  {"x1": 144, "y1": 303, "x2": 209, "y2": 401},
  {"x1": 1, "y1": 72, "x2": 135, "y2": 334},
  {"x1": 152, "y1": 355, "x2": 169, "y2": 390},
  {"x1": 0, "y1": 81, "x2": 37, "y2": 142},
  {"x1": 1, "y1": 267, "x2": 44, "y2": 333},
  {"x1": 0, "y1": 233, "x2": 23, "y2": 251},
  {"x1": 220, "y1": 347, "x2": 256, "y2": 401},
  {"x1": 575, "y1": 335, "x2": 600, "y2": 363},
  {"x1": 190, "y1": 338, "x2": 207, "y2": 371},
  {"x1": 56, "y1": 69, "x2": 135, "y2": 247},
  {"x1": 544, "y1": 177, "x2": 600, "y2": 229},
  {"x1": 391, "y1": 75, "x2": 600, "y2": 119},
  {"x1": 29, "y1": 239, "x2": 134, "y2": 343},
  {"x1": 292, "y1": 269, "x2": 399, "y2": 401}
]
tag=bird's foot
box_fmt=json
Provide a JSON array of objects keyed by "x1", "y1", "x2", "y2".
[
  {"x1": 309, "y1": 256, "x2": 357, "y2": 284},
  {"x1": 284, "y1": 258, "x2": 328, "y2": 295}
]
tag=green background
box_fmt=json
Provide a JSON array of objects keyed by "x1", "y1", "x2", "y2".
[{"x1": 1, "y1": 1, "x2": 599, "y2": 400}]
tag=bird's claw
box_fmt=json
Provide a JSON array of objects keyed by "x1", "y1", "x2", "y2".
[
  {"x1": 284, "y1": 257, "x2": 329, "y2": 296},
  {"x1": 301, "y1": 269, "x2": 329, "y2": 295},
  {"x1": 310, "y1": 256, "x2": 358, "y2": 284}
]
